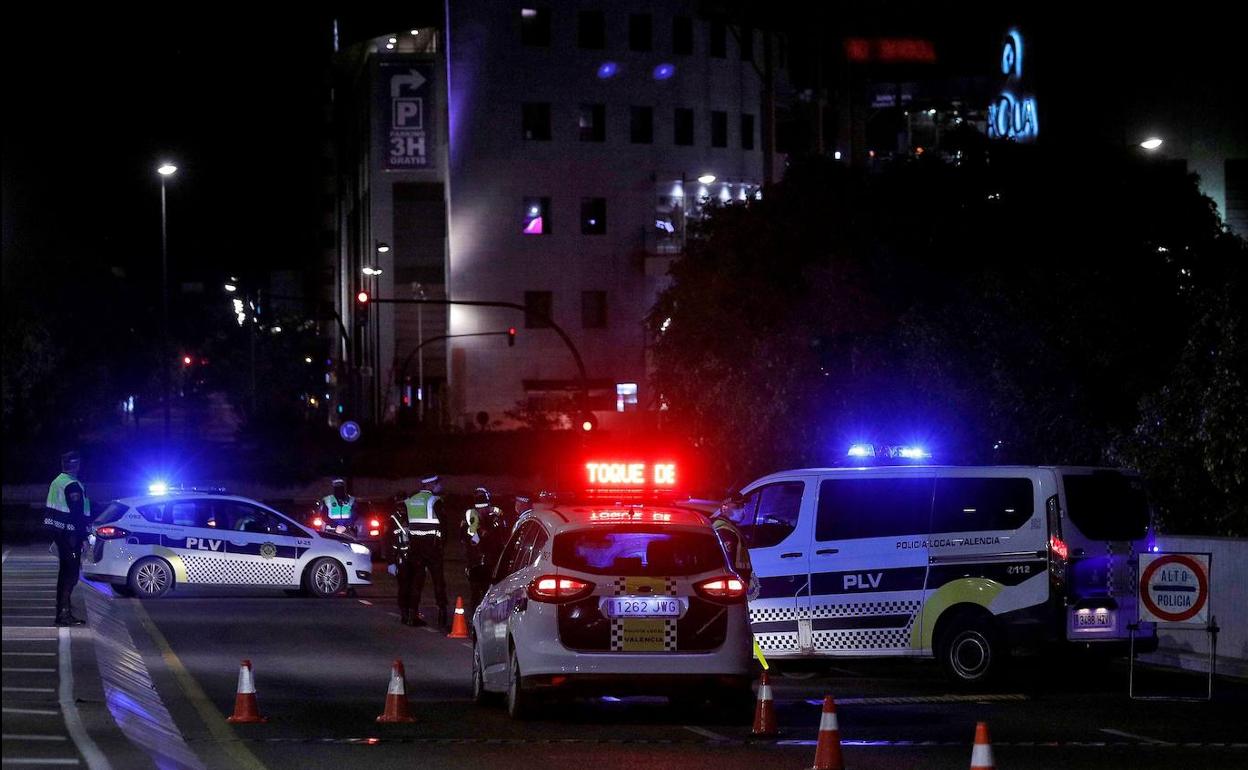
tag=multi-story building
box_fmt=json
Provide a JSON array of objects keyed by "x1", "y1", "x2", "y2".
[{"x1": 327, "y1": 2, "x2": 786, "y2": 430}]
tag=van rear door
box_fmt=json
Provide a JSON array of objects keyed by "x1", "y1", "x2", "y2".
[{"x1": 741, "y1": 479, "x2": 813, "y2": 657}]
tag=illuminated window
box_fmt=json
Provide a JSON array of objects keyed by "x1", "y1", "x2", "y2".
[
  {"x1": 740, "y1": 113, "x2": 755, "y2": 150},
  {"x1": 615, "y1": 382, "x2": 638, "y2": 412},
  {"x1": 582, "y1": 291, "x2": 607, "y2": 329},
  {"x1": 628, "y1": 14, "x2": 652, "y2": 52},
  {"x1": 522, "y1": 102, "x2": 551, "y2": 140},
  {"x1": 578, "y1": 10, "x2": 605, "y2": 49},
  {"x1": 709, "y1": 20, "x2": 726, "y2": 58},
  {"x1": 630, "y1": 106, "x2": 653, "y2": 144},
  {"x1": 710, "y1": 111, "x2": 727, "y2": 147},
  {"x1": 520, "y1": 8, "x2": 550, "y2": 47},
  {"x1": 674, "y1": 108, "x2": 694, "y2": 146},
  {"x1": 522, "y1": 197, "x2": 550, "y2": 235},
  {"x1": 579, "y1": 104, "x2": 605, "y2": 142},
  {"x1": 524, "y1": 291, "x2": 553, "y2": 329},
  {"x1": 672, "y1": 16, "x2": 693, "y2": 55},
  {"x1": 581, "y1": 198, "x2": 607, "y2": 235}
]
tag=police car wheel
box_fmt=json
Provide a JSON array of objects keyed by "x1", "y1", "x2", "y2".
[
  {"x1": 506, "y1": 647, "x2": 537, "y2": 719},
  {"x1": 471, "y1": 643, "x2": 497, "y2": 705},
  {"x1": 937, "y1": 614, "x2": 1001, "y2": 685},
  {"x1": 304, "y1": 558, "x2": 345, "y2": 598},
  {"x1": 129, "y1": 557, "x2": 173, "y2": 599}
]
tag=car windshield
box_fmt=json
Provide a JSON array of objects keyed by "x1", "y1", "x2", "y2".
[
  {"x1": 552, "y1": 526, "x2": 726, "y2": 576},
  {"x1": 1062, "y1": 471, "x2": 1151, "y2": 542}
]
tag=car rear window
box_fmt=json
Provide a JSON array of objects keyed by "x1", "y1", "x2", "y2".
[
  {"x1": 552, "y1": 526, "x2": 727, "y2": 576},
  {"x1": 1062, "y1": 472, "x2": 1151, "y2": 542},
  {"x1": 92, "y1": 502, "x2": 129, "y2": 525}
]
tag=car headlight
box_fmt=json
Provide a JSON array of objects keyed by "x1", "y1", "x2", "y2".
[{"x1": 350, "y1": 543, "x2": 370, "y2": 555}]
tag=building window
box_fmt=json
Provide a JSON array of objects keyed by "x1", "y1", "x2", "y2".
[
  {"x1": 628, "y1": 14, "x2": 652, "y2": 52},
  {"x1": 578, "y1": 10, "x2": 605, "y2": 49},
  {"x1": 739, "y1": 25, "x2": 754, "y2": 60},
  {"x1": 709, "y1": 20, "x2": 726, "y2": 58},
  {"x1": 581, "y1": 198, "x2": 607, "y2": 235},
  {"x1": 741, "y1": 113, "x2": 755, "y2": 150},
  {"x1": 616, "y1": 382, "x2": 638, "y2": 412},
  {"x1": 582, "y1": 291, "x2": 607, "y2": 328},
  {"x1": 520, "y1": 7, "x2": 550, "y2": 47},
  {"x1": 579, "y1": 104, "x2": 605, "y2": 142},
  {"x1": 522, "y1": 102, "x2": 551, "y2": 140},
  {"x1": 630, "y1": 106, "x2": 653, "y2": 144},
  {"x1": 711, "y1": 111, "x2": 728, "y2": 147},
  {"x1": 672, "y1": 16, "x2": 693, "y2": 55},
  {"x1": 524, "y1": 291, "x2": 553, "y2": 328},
  {"x1": 674, "y1": 108, "x2": 694, "y2": 146},
  {"x1": 522, "y1": 197, "x2": 550, "y2": 235}
]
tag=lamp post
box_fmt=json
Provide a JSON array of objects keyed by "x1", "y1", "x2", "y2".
[{"x1": 157, "y1": 162, "x2": 177, "y2": 442}]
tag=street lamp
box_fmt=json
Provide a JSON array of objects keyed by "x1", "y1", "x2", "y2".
[
  {"x1": 1140, "y1": 137, "x2": 1164, "y2": 151},
  {"x1": 157, "y1": 161, "x2": 177, "y2": 442},
  {"x1": 375, "y1": 242, "x2": 390, "y2": 253},
  {"x1": 362, "y1": 266, "x2": 383, "y2": 276},
  {"x1": 697, "y1": 173, "x2": 716, "y2": 184}
]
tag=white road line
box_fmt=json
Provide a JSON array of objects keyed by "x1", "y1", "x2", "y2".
[
  {"x1": 4, "y1": 615, "x2": 56, "y2": 619},
  {"x1": 3, "y1": 668, "x2": 57, "y2": 673},
  {"x1": 683, "y1": 726, "x2": 730, "y2": 741},
  {"x1": 2, "y1": 734, "x2": 69, "y2": 741},
  {"x1": 2, "y1": 686, "x2": 56, "y2": 693},
  {"x1": 59, "y1": 627, "x2": 111, "y2": 770},
  {"x1": 0, "y1": 759, "x2": 81, "y2": 766},
  {"x1": 3, "y1": 707, "x2": 60, "y2": 715},
  {"x1": 1100, "y1": 728, "x2": 1171, "y2": 745},
  {"x1": 421, "y1": 627, "x2": 438, "y2": 634},
  {"x1": 3, "y1": 652, "x2": 58, "y2": 657},
  {"x1": 357, "y1": 599, "x2": 372, "y2": 605}
]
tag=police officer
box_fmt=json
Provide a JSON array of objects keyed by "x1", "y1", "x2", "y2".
[
  {"x1": 44, "y1": 451, "x2": 90, "y2": 626},
  {"x1": 462, "y1": 487, "x2": 505, "y2": 616},
  {"x1": 385, "y1": 491, "x2": 417, "y2": 625},
  {"x1": 511, "y1": 490, "x2": 533, "y2": 531},
  {"x1": 710, "y1": 499, "x2": 754, "y2": 586},
  {"x1": 317, "y1": 477, "x2": 356, "y2": 531},
  {"x1": 399, "y1": 475, "x2": 449, "y2": 628}
]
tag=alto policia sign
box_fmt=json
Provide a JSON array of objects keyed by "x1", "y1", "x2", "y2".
[{"x1": 1137, "y1": 552, "x2": 1211, "y2": 625}]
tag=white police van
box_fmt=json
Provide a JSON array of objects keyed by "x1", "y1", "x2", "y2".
[
  {"x1": 82, "y1": 488, "x2": 373, "y2": 598},
  {"x1": 740, "y1": 460, "x2": 1156, "y2": 683}
]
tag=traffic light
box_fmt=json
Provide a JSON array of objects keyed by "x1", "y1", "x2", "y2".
[
  {"x1": 355, "y1": 291, "x2": 369, "y2": 327},
  {"x1": 507, "y1": 327, "x2": 517, "y2": 347}
]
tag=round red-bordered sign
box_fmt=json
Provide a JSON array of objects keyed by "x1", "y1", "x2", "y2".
[{"x1": 1140, "y1": 553, "x2": 1209, "y2": 623}]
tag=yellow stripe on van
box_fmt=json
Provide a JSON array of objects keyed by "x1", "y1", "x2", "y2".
[{"x1": 913, "y1": 578, "x2": 1005, "y2": 650}]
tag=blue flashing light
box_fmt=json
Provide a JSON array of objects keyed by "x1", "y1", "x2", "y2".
[
  {"x1": 898, "y1": 446, "x2": 931, "y2": 460},
  {"x1": 596, "y1": 61, "x2": 618, "y2": 79},
  {"x1": 652, "y1": 63, "x2": 675, "y2": 80},
  {"x1": 148, "y1": 480, "x2": 169, "y2": 496},
  {"x1": 847, "y1": 444, "x2": 872, "y2": 458}
]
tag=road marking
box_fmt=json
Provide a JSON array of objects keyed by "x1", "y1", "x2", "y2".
[
  {"x1": 4, "y1": 652, "x2": 58, "y2": 657},
  {"x1": 132, "y1": 601, "x2": 268, "y2": 770},
  {"x1": 422, "y1": 627, "x2": 438, "y2": 634},
  {"x1": 683, "y1": 726, "x2": 730, "y2": 741},
  {"x1": 804, "y1": 693, "x2": 1028, "y2": 706},
  {"x1": 1101, "y1": 728, "x2": 1171, "y2": 745},
  {"x1": 2, "y1": 734, "x2": 69, "y2": 741},
  {"x1": 4, "y1": 614, "x2": 56, "y2": 618},
  {"x1": 0, "y1": 759, "x2": 81, "y2": 766},
  {"x1": 357, "y1": 599, "x2": 372, "y2": 606},
  {"x1": 59, "y1": 627, "x2": 110, "y2": 770},
  {"x1": 4, "y1": 667, "x2": 57, "y2": 673},
  {"x1": 3, "y1": 707, "x2": 60, "y2": 715},
  {"x1": 3, "y1": 687, "x2": 57, "y2": 693}
]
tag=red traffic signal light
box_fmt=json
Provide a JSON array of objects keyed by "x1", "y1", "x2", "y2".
[
  {"x1": 356, "y1": 291, "x2": 369, "y2": 304},
  {"x1": 182, "y1": 355, "x2": 193, "y2": 366},
  {"x1": 507, "y1": 327, "x2": 517, "y2": 347}
]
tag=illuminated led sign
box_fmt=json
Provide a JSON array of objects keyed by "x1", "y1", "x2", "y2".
[
  {"x1": 585, "y1": 462, "x2": 677, "y2": 487},
  {"x1": 987, "y1": 29, "x2": 1038, "y2": 142}
]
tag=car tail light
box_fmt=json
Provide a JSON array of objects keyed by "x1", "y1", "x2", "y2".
[
  {"x1": 1046, "y1": 494, "x2": 1068, "y2": 593},
  {"x1": 312, "y1": 516, "x2": 324, "y2": 528},
  {"x1": 527, "y1": 575, "x2": 594, "y2": 603},
  {"x1": 94, "y1": 525, "x2": 130, "y2": 540},
  {"x1": 369, "y1": 518, "x2": 381, "y2": 536},
  {"x1": 695, "y1": 576, "x2": 746, "y2": 603}
]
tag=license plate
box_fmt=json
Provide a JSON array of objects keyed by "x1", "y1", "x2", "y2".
[
  {"x1": 1075, "y1": 611, "x2": 1112, "y2": 628},
  {"x1": 602, "y1": 597, "x2": 682, "y2": 618}
]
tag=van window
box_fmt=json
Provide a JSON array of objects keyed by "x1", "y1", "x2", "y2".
[
  {"x1": 816, "y1": 478, "x2": 933, "y2": 540},
  {"x1": 1062, "y1": 472, "x2": 1150, "y2": 541},
  {"x1": 931, "y1": 478, "x2": 1033, "y2": 532},
  {"x1": 741, "y1": 482, "x2": 804, "y2": 548}
]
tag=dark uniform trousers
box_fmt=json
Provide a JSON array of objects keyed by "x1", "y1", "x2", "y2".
[
  {"x1": 54, "y1": 530, "x2": 83, "y2": 615},
  {"x1": 403, "y1": 534, "x2": 447, "y2": 615}
]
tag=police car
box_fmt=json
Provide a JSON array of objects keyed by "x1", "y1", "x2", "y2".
[
  {"x1": 739, "y1": 451, "x2": 1158, "y2": 684},
  {"x1": 470, "y1": 459, "x2": 753, "y2": 719},
  {"x1": 81, "y1": 488, "x2": 373, "y2": 598}
]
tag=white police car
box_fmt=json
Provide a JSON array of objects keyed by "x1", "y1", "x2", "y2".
[
  {"x1": 470, "y1": 460, "x2": 753, "y2": 719},
  {"x1": 81, "y1": 489, "x2": 373, "y2": 598}
]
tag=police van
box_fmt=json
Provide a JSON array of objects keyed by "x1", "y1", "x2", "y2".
[{"x1": 739, "y1": 462, "x2": 1156, "y2": 683}]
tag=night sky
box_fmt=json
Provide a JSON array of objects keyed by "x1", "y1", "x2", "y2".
[{"x1": 3, "y1": 5, "x2": 1244, "y2": 288}]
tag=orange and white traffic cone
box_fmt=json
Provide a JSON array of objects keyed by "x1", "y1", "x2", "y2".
[
  {"x1": 808, "y1": 695, "x2": 844, "y2": 770},
  {"x1": 225, "y1": 659, "x2": 268, "y2": 723},
  {"x1": 970, "y1": 721, "x2": 995, "y2": 770},
  {"x1": 751, "y1": 670, "x2": 778, "y2": 737},
  {"x1": 446, "y1": 596, "x2": 470, "y2": 639},
  {"x1": 375, "y1": 659, "x2": 418, "y2": 723}
]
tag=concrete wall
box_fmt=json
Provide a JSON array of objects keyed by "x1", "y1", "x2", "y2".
[{"x1": 1143, "y1": 535, "x2": 1248, "y2": 679}]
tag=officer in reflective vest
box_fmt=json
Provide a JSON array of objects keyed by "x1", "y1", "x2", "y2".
[
  {"x1": 44, "y1": 450, "x2": 90, "y2": 626},
  {"x1": 400, "y1": 475, "x2": 449, "y2": 628},
  {"x1": 462, "y1": 487, "x2": 505, "y2": 616},
  {"x1": 711, "y1": 501, "x2": 754, "y2": 585},
  {"x1": 318, "y1": 477, "x2": 356, "y2": 530}
]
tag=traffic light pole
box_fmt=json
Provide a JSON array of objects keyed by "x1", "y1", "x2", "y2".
[
  {"x1": 370, "y1": 298, "x2": 590, "y2": 411},
  {"x1": 397, "y1": 331, "x2": 510, "y2": 405}
]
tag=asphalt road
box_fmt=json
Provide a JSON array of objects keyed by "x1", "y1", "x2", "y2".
[{"x1": 76, "y1": 556, "x2": 1248, "y2": 769}]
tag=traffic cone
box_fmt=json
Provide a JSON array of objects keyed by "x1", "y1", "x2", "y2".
[
  {"x1": 751, "y1": 670, "x2": 778, "y2": 737},
  {"x1": 225, "y1": 660, "x2": 268, "y2": 723},
  {"x1": 375, "y1": 659, "x2": 418, "y2": 723},
  {"x1": 446, "y1": 596, "x2": 470, "y2": 639},
  {"x1": 808, "y1": 695, "x2": 844, "y2": 770},
  {"x1": 970, "y1": 721, "x2": 995, "y2": 770}
]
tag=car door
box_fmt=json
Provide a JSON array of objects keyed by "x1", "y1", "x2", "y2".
[
  {"x1": 480, "y1": 522, "x2": 539, "y2": 681},
  {"x1": 161, "y1": 499, "x2": 229, "y2": 584},
  {"x1": 208, "y1": 501, "x2": 302, "y2": 586},
  {"x1": 740, "y1": 479, "x2": 814, "y2": 656}
]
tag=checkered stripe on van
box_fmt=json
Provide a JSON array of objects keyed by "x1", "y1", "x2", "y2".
[
  {"x1": 812, "y1": 627, "x2": 913, "y2": 651},
  {"x1": 749, "y1": 605, "x2": 801, "y2": 624},
  {"x1": 182, "y1": 555, "x2": 295, "y2": 585},
  {"x1": 755, "y1": 632, "x2": 800, "y2": 652},
  {"x1": 810, "y1": 599, "x2": 921, "y2": 619}
]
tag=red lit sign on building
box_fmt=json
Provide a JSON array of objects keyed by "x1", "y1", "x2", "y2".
[
  {"x1": 845, "y1": 38, "x2": 937, "y2": 64},
  {"x1": 585, "y1": 462, "x2": 678, "y2": 487}
]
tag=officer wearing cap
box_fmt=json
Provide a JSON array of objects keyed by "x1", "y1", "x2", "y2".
[
  {"x1": 398, "y1": 475, "x2": 449, "y2": 627},
  {"x1": 317, "y1": 477, "x2": 356, "y2": 530},
  {"x1": 462, "y1": 487, "x2": 505, "y2": 616},
  {"x1": 44, "y1": 451, "x2": 90, "y2": 626},
  {"x1": 710, "y1": 497, "x2": 758, "y2": 597}
]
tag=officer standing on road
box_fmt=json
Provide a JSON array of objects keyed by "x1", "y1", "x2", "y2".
[
  {"x1": 317, "y1": 477, "x2": 355, "y2": 531},
  {"x1": 43, "y1": 451, "x2": 90, "y2": 626},
  {"x1": 462, "y1": 487, "x2": 504, "y2": 616},
  {"x1": 710, "y1": 499, "x2": 754, "y2": 586},
  {"x1": 400, "y1": 475, "x2": 449, "y2": 628},
  {"x1": 385, "y1": 491, "x2": 417, "y2": 625},
  {"x1": 511, "y1": 490, "x2": 533, "y2": 532}
]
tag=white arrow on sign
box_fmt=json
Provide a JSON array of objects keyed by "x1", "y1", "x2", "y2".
[{"x1": 391, "y1": 69, "x2": 426, "y2": 98}]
